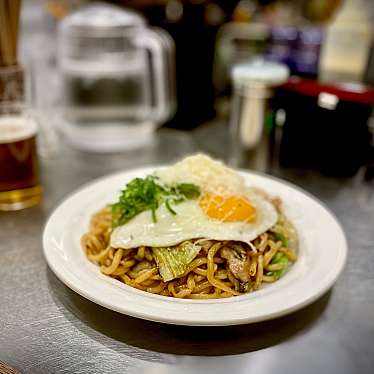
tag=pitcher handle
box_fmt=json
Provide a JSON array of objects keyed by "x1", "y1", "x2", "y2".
[{"x1": 135, "y1": 27, "x2": 176, "y2": 124}]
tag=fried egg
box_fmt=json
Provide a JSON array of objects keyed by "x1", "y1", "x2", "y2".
[{"x1": 110, "y1": 154, "x2": 278, "y2": 249}]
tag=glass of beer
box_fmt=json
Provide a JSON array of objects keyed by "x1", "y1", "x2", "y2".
[{"x1": 0, "y1": 102, "x2": 42, "y2": 210}]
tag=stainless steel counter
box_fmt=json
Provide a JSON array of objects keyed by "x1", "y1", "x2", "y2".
[{"x1": 1, "y1": 122, "x2": 374, "y2": 374}]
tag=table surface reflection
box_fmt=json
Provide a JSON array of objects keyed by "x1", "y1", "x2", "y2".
[{"x1": 1, "y1": 122, "x2": 374, "y2": 374}]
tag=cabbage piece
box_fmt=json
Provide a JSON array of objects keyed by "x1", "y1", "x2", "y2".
[{"x1": 152, "y1": 241, "x2": 202, "y2": 282}]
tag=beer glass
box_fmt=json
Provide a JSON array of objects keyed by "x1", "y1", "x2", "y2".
[{"x1": 0, "y1": 102, "x2": 42, "y2": 210}]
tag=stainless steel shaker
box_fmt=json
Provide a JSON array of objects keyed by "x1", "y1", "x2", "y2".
[{"x1": 229, "y1": 59, "x2": 289, "y2": 170}]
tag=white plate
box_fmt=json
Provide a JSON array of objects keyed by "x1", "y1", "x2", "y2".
[{"x1": 43, "y1": 167, "x2": 347, "y2": 326}]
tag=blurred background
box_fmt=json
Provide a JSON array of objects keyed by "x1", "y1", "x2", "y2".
[
  {"x1": 3, "y1": 0, "x2": 374, "y2": 178},
  {"x1": 2, "y1": 3, "x2": 374, "y2": 372}
]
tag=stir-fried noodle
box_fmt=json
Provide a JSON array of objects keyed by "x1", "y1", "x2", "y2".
[{"x1": 82, "y1": 207, "x2": 297, "y2": 299}]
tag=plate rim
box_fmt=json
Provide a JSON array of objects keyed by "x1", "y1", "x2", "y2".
[{"x1": 43, "y1": 165, "x2": 348, "y2": 326}]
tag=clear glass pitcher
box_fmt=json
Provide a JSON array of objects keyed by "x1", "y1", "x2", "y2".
[{"x1": 57, "y1": 3, "x2": 176, "y2": 152}]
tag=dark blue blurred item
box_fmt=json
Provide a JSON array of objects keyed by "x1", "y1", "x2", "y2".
[
  {"x1": 265, "y1": 26, "x2": 323, "y2": 78},
  {"x1": 272, "y1": 78, "x2": 374, "y2": 176}
]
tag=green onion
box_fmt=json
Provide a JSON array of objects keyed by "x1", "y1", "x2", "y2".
[
  {"x1": 273, "y1": 232, "x2": 289, "y2": 247},
  {"x1": 151, "y1": 205, "x2": 157, "y2": 223},
  {"x1": 271, "y1": 252, "x2": 283, "y2": 264},
  {"x1": 268, "y1": 253, "x2": 289, "y2": 279},
  {"x1": 111, "y1": 176, "x2": 200, "y2": 227},
  {"x1": 165, "y1": 199, "x2": 177, "y2": 215}
]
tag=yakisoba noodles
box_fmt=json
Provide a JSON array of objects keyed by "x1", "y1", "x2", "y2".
[
  {"x1": 81, "y1": 155, "x2": 298, "y2": 299},
  {"x1": 82, "y1": 205, "x2": 297, "y2": 299}
]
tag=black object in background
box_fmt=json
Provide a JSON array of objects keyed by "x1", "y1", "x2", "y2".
[
  {"x1": 272, "y1": 78, "x2": 374, "y2": 177},
  {"x1": 116, "y1": 0, "x2": 239, "y2": 130}
]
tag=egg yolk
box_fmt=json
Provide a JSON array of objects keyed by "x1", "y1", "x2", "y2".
[{"x1": 199, "y1": 193, "x2": 256, "y2": 223}]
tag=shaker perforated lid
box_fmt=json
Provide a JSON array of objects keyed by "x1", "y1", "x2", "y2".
[{"x1": 231, "y1": 59, "x2": 290, "y2": 87}]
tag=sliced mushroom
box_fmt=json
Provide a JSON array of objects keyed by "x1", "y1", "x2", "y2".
[{"x1": 220, "y1": 247, "x2": 250, "y2": 282}]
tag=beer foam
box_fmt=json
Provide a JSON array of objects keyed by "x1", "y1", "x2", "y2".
[{"x1": 0, "y1": 116, "x2": 38, "y2": 144}]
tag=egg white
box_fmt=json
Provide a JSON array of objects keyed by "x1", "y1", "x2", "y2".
[{"x1": 110, "y1": 188, "x2": 278, "y2": 249}]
